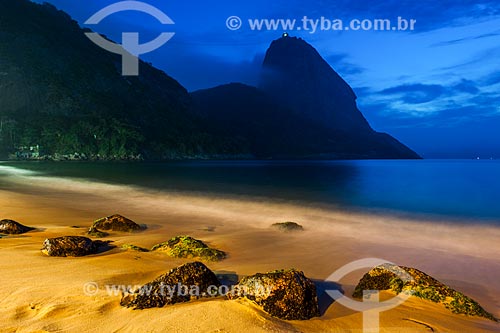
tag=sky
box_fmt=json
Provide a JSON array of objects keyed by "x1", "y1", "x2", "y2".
[{"x1": 33, "y1": 0, "x2": 500, "y2": 158}]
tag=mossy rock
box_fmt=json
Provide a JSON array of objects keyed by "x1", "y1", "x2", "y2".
[
  {"x1": 271, "y1": 221, "x2": 304, "y2": 232},
  {"x1": 121, "y1": 244, "x2": 149, "y2": 252},
  {"x1": 87, "y1": 227, "x2": 109, "y2": 238},
  {"x1": 230, "y1": 268, "x2": 320, "y2": 320},
  {"x1": 353, "y1": 264, "x2": 497, "y2": 321},
  {"x1": 151, "y1": 236, "x2": 226, "y2": 262},
  {"x1": 0, "y1": 219, "x2": 35, "y2": 234}
]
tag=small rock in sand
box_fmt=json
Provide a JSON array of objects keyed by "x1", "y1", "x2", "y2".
[
  {"x1": 271, "y1": 221, "x2": 304, "y2": 232},
  {"x1": 151, "y1": 236, "x2": 226, "y2": 262},
  {"x1": 41, "y1": 236, "x2": 111, "y2": 257},
  {"x1": 121, "y1": 244, "x2": 149, "y2": 252},
  {"x1": 0, "y1": 219, "x2": 35, "y2": 234},
  {"x1": 90, "y1": 214, "x2": 144, "y2": 232}
]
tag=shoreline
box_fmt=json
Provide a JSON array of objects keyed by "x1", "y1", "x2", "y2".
[
  {"x1": 3, "y1": 160, "x2": 500, "y2": 230},
  {"x1": 0, "y1": 172, "x2": 499, "y2": 332}
]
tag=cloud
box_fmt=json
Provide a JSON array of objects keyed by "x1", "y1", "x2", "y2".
[
  {"x1": 379, "y1": 84, "x2": 446, "y2": 104},
  {"x1": 325, "y1": 53, "x2": 365, "y2": 76},
  {"x1": 431, "y1": 31, "x2": 500, "y2": 47},
  {"x1": 482, "y1": 71, "x2": 500, "y2": 86},
  {"x1": 376, "y1": 79, "x2": 481, "y2": 107},
  {"x1": 352, "y1": 86, "x2": 372, "y2": 97},
  {"x1": 439, "y1": 46, "x2": 500, "y2": 70},
  {"x1": 465, "y1": 92, "x2": 500, "y2": 114},
  {"x1": 358, "y1": 77, "x2": 500, "y2": 133},
  {"x1": 363, "y1": 97, "x2": 499, "y2": 130},
  {"x1": 147, "y1": 49, "x2": 266, "y2": 91},
  {"x1": 452, "y1": 79, "x2": 480, "y2": 94}
]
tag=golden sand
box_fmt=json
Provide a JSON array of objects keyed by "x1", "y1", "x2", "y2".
[{"x1": 0, "y1": 172, "x2": 499, "y2": 332}]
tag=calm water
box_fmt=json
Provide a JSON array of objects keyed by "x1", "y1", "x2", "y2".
[{"x1": 1, "y1": 160, "x2": 499, "y2": 223}]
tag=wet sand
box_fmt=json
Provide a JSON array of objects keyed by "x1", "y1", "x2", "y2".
[{"x1": 0, "y1": 172, "x2": 499, "y2": 332}]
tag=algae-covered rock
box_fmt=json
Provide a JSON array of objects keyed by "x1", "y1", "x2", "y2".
[
  {"x1": 87, "y1": 227, "x2": 109, "y2": 238},
  {"x1": 41, "y1": 236, "x2": 111, "y2": 257},
  {"x1": 121, "y1": 261, "x2": 221, "y2": 309},
  {"x1": 271, "y1": 221, "x2": 304, "y2": 232},
  {"x1": 121, "y1": 244, "x2": 149, "y2": 252},
  {"x1": 90, "y1": 214, "x2": 144, "y2": 232},
  {"x1": 230, "y1": 269, "x2": 320, "y2": 320},
  {"x1": 0, "y1": 219, "x2": 35, "y2": 234},
  {"x1": 151, "y1": 236, "x2": 226, "y2": 262},
  {"x1": 353, "y1": 264, "x2": 497, "y2": 321}
]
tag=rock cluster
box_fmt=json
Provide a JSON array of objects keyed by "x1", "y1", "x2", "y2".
[{"x1": 121, "y1": 262, "x2": 321, "y2": 321}]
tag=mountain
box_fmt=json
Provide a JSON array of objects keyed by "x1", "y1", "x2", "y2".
[
  {"x1": 260, "y1": 36, "x2": 371, "y2": 132},
  {"x1": 0, "y1": 0, "x2": 228, "y2": 160},
  {"x1": 191, "y1": 83, "x2": 419, "y2": 159},
  {"x1": 0, "y1": 0, "x2": 419, "y2": 160},
  {"x1": 191, "y1": 83, "x2": 357, "y2": 158},
  {"x1": 191, "y1": 36, "x2": 420, "y2": 159}
]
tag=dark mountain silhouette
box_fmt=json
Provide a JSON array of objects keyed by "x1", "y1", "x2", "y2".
[
  {"x1": 260, "y1": 36, "x2": 371, "y2": 132},
  {"x1": 191, "y1": 83, "x2": 358, "y2": 158},
  {"x1": 191, "y1": 83, "x2": 419, "y2": 159},
  {"x1": 191, "y1": 36, "x2": 420, "y2": 159},
  {"x1": 0, "y1": 1, "x2": 419, "y2": 160},
  {"x1": 0, "y1": 0, "x2": 228, "y2": 160}
]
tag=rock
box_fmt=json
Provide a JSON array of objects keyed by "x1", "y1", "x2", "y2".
[
  {"x1": 41, "y1": 236, "x2": 111, "y2": 257},
  {"x1": 87, "y1": 227, "x2": 109, "y2": 238},
  {"x1": 121, "y1": 262, "x2": 221, "y2": 309},
  {"x1": 88, "y1": 214, "x2": 144, "y2": 237},
  {"x1": 271, "y1": 221, "x2": 304, "y2": 232},
  {"x1": 121, "y1": 244, "x2": 149, "y2": 252},
  {"x1": 353, "y1": 264, "x2": 497, "y2": 321},
  {"x1": 90, "y1": 214, "x2": 143, "y2": 232},
  {"x1": 0, "y1": 219, "x2": 34, "y2": 234},
  {"x1": 230, "y1": 269, "x2": 320, "y2": 320},
  {"x1": 151, "y1": 236, "x2": 226, "y2": 262}
]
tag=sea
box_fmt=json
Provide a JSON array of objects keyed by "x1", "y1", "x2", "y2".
[{"x1": 0, "y1": 159, "x2": 499, "y2": 224}]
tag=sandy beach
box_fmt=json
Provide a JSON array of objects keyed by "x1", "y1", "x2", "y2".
[{"x1": 0, "y1": 172, "x2": 499, "y2": 332}]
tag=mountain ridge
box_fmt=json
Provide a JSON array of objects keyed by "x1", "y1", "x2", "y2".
[
  {"x1": 191, "y1": 35, "x2": 420, "y2": 159},
  {"x1": 0, "y1": 0, "x2": 420, "y2": 160}
]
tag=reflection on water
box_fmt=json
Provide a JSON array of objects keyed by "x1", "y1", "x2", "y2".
[{"x1": 1, "y1": 159, "x2": 499, "y2": 221}]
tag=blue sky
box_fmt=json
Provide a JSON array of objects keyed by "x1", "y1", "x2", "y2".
[{"x1": 33, "y1": 0, "x2": 500, "y2": 158}]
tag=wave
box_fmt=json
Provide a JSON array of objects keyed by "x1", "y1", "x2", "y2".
[
  {"x1": 0, "y1": 164, "x2": 39, "y2": 176},
  {"x1": 0, "y1": 163, "x2": 499, "y2": 264}
]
